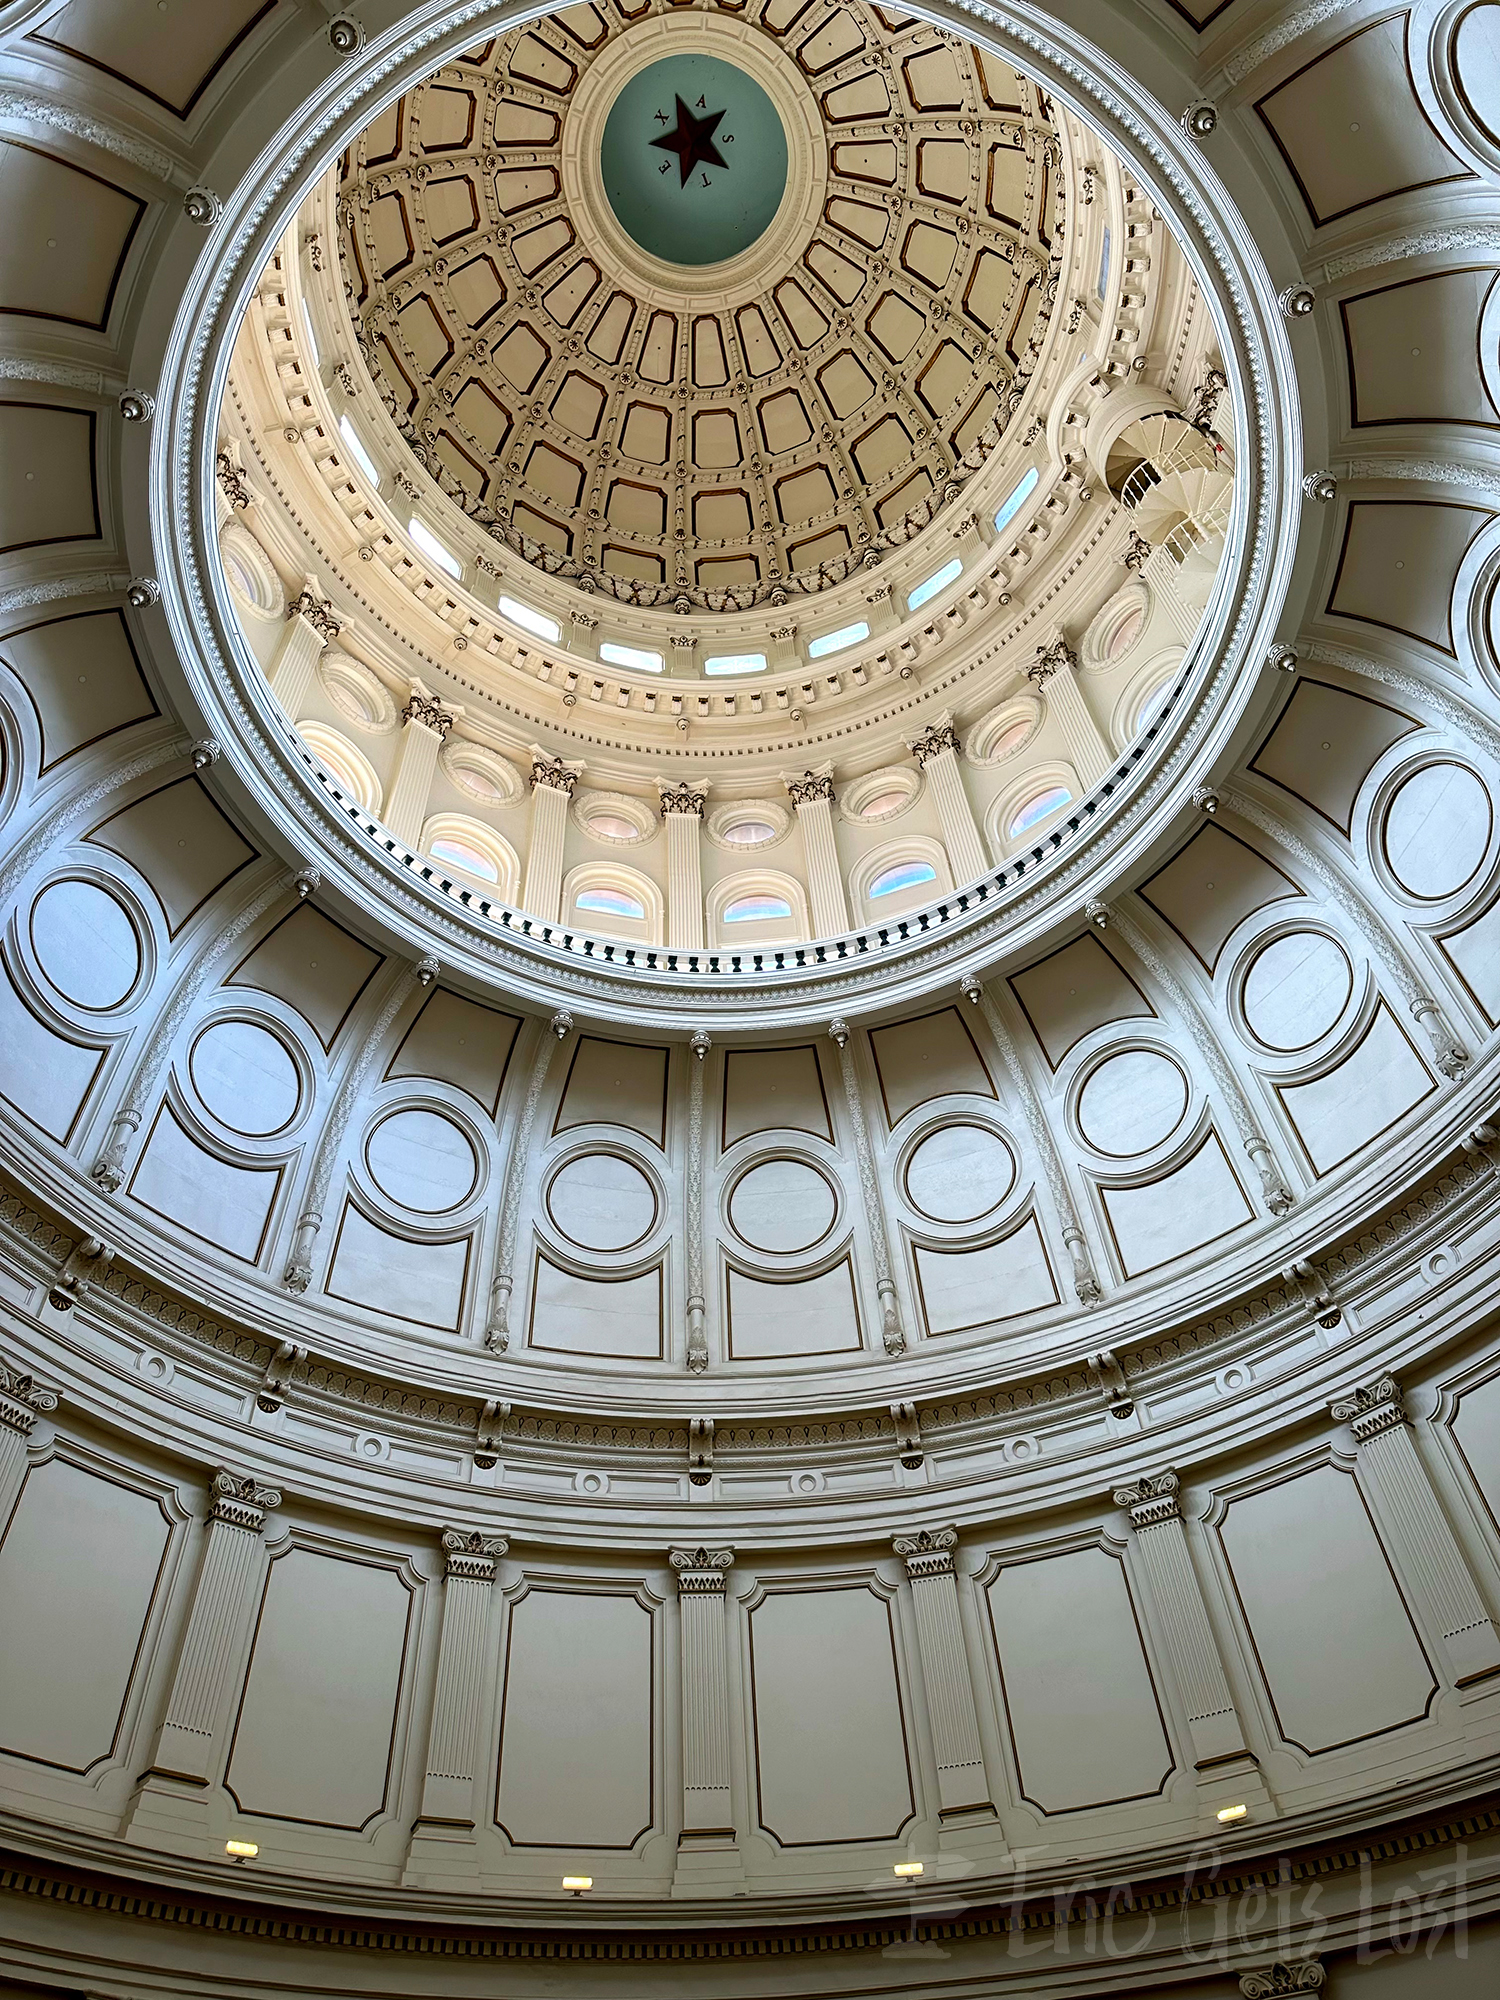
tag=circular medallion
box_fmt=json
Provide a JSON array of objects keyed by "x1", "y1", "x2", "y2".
[
  {"x1": 190, "y1": 1020, "x2": 301, "y2": 1136},
  {"x1": 728, "y1": 1157, "x2": 836, "y2": 1253},
  {"x1": 1242, "y1": 931, "x2": 1352, "y2": 1050},
  {"x1": 366, "y1": 1109, "x2": 479, "y2": 1213},
  {"x1": 30, "y1": 879, "x2": 140, "y2": 1011},
  {"x1": 1077, "y1": 1049, "x2": 1188, "y2": 1156},
  {"x1": 904, "y1": 1123, "x2": 1016, "y2": 1224},
  {"x1": 1382, "y1": 762, "x2": 1491, "y2": 901},
  {"x1": 547, "y1": 1152, "x2": 659, "y2": 1251},
  {"x1": 600, "y1": 54, "x2": 788, "y2": 267}
]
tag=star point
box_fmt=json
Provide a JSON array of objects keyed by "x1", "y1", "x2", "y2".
[{"x1": 650, "y1": 94, "x2": 728, "y2": 188}]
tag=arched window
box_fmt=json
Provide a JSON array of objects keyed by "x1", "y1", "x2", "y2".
[
  {"x1": 577, "y1": 887, "x2": 646, "y2": 919},
  {"x1": 869, "y1": 861, "x2": 937, "y2": 898},
  {"x1": 1008, "y1": 785, "x2": 1072, "y2": 838},
  {"x1": 429, "y1": 836, "x2": 497, "y2": 883},
  {"x1": 298, "y1": 721, "x2": 383, "y2": 815},
  {"x1": 420, "y1": 815, "x2": 520, "y2": 901},
  {"x1": 724, "y1": 894, "x2": 793, "y2": 922}
]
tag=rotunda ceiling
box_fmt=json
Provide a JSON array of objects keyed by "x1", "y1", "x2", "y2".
[{"x1": 335, "y1": 5, "x2": 1069, "y2": 609}]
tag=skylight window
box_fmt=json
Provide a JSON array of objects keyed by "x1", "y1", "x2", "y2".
[
  {"x1": 907, "y1": 557, "x2": 963, "y2": 613},
  {"x1": 499, "y1": 596, "x2": 560, "y2": 643},
  {"x1": 808, "y1": 621, "x2": 869, "y2": 660},
  {"x1": 337, "y1": 415, "x2": 380, "y2": 485},
  {"x1": 704, "y1": 653, "x2": 768, "y2": 676},
  {"x1": 408, "y1": 516, "x2": 461, "y2": 580},
  {"x1": 301, "y1": 299, "x2": 319, "y2": 370},
  {"x1": 994, "y1": 466, "x2": 1040, "y2": 537},
  {"x1": 600, "y1": 641, "x2": 663, "y2": 673}
]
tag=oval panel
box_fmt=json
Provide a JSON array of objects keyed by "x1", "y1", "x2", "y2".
[
  {"x1": 1382, "y1": 762, "x2": 1491, "y2": 900},
  {"x1": 904, "y1": 1122, "x2": 1016, "y2": 1223},
  {"x1": 30, "y1": 878, "x2": 140, "y2": 1010},
  {"x1": 366, "y1": 1108, "x2": 478, "y2": 1212},
  {"x1": 190, "y1": 1019, "x2": 301, "y2": 1136},
  {"x1": 1454, "y1": 2, "x2": 1500, "y2": 144},
  {"x1": 1242, "y1": 931, "x2": 1353, "y2": 1051},
  {"x1": 546, "y1": 1151, "x2": 658, "y2": 1251},
  {"x1": 729, "y1": 1158, "x2": 837, "y2": 1254},
  {"x1": 1077, "y1": 1049, "x2": 1188, "y2": 1157}
]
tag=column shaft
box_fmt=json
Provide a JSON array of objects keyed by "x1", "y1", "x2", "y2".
[
  {"x1": 660, "y1": 784, "x2": 707, "y2": 950},
  {"x1": 266, "y1": 608, "x2": 329, "y2": 721},
  {"x1": 671, "y1": 1548, "x2": 743, "y2": 1895},
  {"x1": 1334, "y1": 1380, "x2": 1500, "y2": 1686},
  {"x1": 1115, "y1": 1473, "x2": 1275, "y2": 1818},
  {"x1": 405, "y1": 1531, "x2": 506, "y2": 1886},
  {"x1": 786, "y1": 771, "x2": 849, "y2": 937},
  {"x1": 1040, "y1": 662, "x2": 1112, "y2": 786},
  {"x1": 384, "y1": 713, "x2": 444, "y2": 848},
  {"x1": 893, "y1": 1531, "x2": 994, "y2": 1820},
  {"x1": 522, "y1": 763, "x2": 577, "y2": 923},
  {"x1": 923, "y1": 744, "x2": 989, "y2": 886}
]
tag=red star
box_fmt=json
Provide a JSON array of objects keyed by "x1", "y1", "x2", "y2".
[{"x1": 650, "y1": 95, "x2": 728, "y2": 188}]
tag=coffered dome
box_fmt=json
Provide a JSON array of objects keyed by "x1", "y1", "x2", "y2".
[{"x1": 336, "y1": 5, "x2": 1069, "y2": 608}]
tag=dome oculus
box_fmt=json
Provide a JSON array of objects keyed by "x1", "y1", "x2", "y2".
[{"x1": 600, "y1": 54, "x2": 788, "y2": 267}]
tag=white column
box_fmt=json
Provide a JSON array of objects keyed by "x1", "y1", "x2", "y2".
[
  {"x1": 684, "y1": 1029, "x2": 711, "y2": 1372},
  {"x1": 659, "y1": 781, "x2": 708, "y2": 951},
  {"x1": 1114, "y1": 1471, "x2": 1275, "y2": 1822},
  {"x1": 383, "y1": 686, "x2": 453, "y2": 848},
  {"x1": 266, "y1": 582, "x2": 337, "y2": 720},
  {"x1": 1333, "y1": 1377, "x2": 1500, "y2": 1688},
  {"x1": 785, "y1": 767, "x2": 849, "y2": 938},
  {"x1": 1031, "y1": 640, "x2": 1111, "y2": 786},
  {"x1": 892, "y1": 1528, "x2": 996, "y2": 1824},
  {"x1": 404, "y1": 1529, "x2": 507, "y2": 1887},
  {"x1": 908, "y1": 720, "x2": 988, "y2": 886},
  {"x1": 521, "y1": 752, "x2": 582, "y2": 924},
  {"x1": 0, "y1": 1360, "x2": 55, "y2": 1528},
  {"x1": 123, "y1": 1470, "x2": 280, "y2": 1853},
  {"x1": 670, "y1": 1546, "x2": 744, "y2": 1895}
]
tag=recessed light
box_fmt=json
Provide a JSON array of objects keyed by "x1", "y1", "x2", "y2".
[{"x1": 1216, "y1": 1804, "x2": 1248, "y2": 1823}]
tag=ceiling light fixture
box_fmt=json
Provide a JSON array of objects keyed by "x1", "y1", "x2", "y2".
[
  {"x1": 1216, "y1": 1804, "x2": 1248, "y2": 1823},
  {"x1": 894, "y1": 1860, "x2": 924, "y2": 1876},
  {"x1": 225, "y1": 1840, "x2": 259, "y2": 1861},
  {"x1": 562, "y1": 1874, "x2": 593, "y2": 1894}
]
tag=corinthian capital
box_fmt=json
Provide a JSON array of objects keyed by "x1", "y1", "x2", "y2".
[
  {"x1": 892, "y1": 1525, "x2": 958, "y2": 1577},
  {"x1": 441, "y1": 1526, "x2": 508, "y2": 1581},
  {"x1": 531, "y1": 752, "x2": 581, "y2": 796},
  {"x1": 670, "y1": 1546, "x2": 734, "y2": 1592},
  {"x1": 287, "y1": 577, "x2": 341, "y2": 638},
  {"x1": 209, "y1": 1468, "x2": 282, "y2": 1534},
  {"x1": 0, "y1": 1358, "x2": 57, "y2": 1435},
  {"x1": 907, "y1": 717, "x2": 961, "y2": 765},
  {"x1": 1331, "y1": 1375, "x2": 1406, "y2": 1443},
  {"x1": 784, "y1": 766, "x2": 835, "y2": 807},
  {"x1": 658, "y1": 779, "x2": 708, "y2": 816},
  {"x1": 403, "y1": 688, "x2": 455, "y2": 739},
  {"x1": 1112, "y1": 1469, "x2": 1182, "y2": 1529}
]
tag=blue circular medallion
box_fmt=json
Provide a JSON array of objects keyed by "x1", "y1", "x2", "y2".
[{"x1": 600, "y1": 53, "x2": 789, "y2": 267}]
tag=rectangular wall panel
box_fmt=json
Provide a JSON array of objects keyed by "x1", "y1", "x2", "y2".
[
  {"x1": 986, "y1": 1544, "x2": 1174, "y2": 1812},
  {"x1": 0, "y1": 1458, "x2": 170, "y2": 1771},
  {"x1": 528, "y1": 1254, "x2": 663, "y2": 1358},
  {"x1": 225, "y1": 1546, "x2": 415, "y2": 1828},
  {"x1": 128, "y1": 1103, "x2": 281, "y2": 1263},
  {"x1": 495, "y1": 1586, "x2": 655, "y2": 1847},
  {"x1": 1099, "y1": 1133, "x2": 1253, "y2": 1277},
  {"x1": 1216, "y1": 1463, "x2": 1437, "y2": 1754},
  {"x1": 1277, "y1": 1003, "x2": 1434, "y2": 1174},
  {"x1": 326, "y1": 1203, "x2": 471, "y2": 1330},
  {"x1": 914, "y1": 1215, "x2": 1058, "y2": 1334},
  {"x1": 727, "y1": 1260, "x2": 862, "y2": 1359},
  {"x1": 749, "y1": 1582, "x2": 914, "y2": 1845},
  {"x1": 0, "y1": 964, "x2": 103, "y2": 1141}
]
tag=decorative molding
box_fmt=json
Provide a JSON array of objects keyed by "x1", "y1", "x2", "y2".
[
  {"x1": 0, "y1": 1357, "x2": 56, "y2": 1436},
  {"x1": 0, "y1": 570, "x2": 130, "y2": 615},
  {"x1": 685, "y1": 1034, "x2": 709, "y2": 1373},
  {"x1": 1108, "y1": 902, "x2": 1295, "y2": 1214},
  {"x1": 892, "y1": 1525, "x2": 957, "y2": 1577},
  {"x1": 961, "y1": 975, "x2": 1103, "y2": 1304},
  {"x1": 486, "y1": 1025, "x2": 562, "y2": 1350},
  {"x1": 1122, "y1": 530, "x2": 1152, "y2": 572},
  {"x1": 215, "y1": 446, "x2": 251, "y2": 513},
  {"x1": 891, "y1": 1400, "x2": 924, "y2": 1470},
  {"x1": 688, "y1": 1416, "x2": 715, "y2": 1487},
  {"x1": 403, "y1": 689, "x2": 454, "y2": 739},
  {"x1": 440, "y1": 1527, "x2": 507, "y2": 1582},
  {"x1": 531, "y1": 754, "x2": 580, "y2": 796},
  {"x1": 1239, "y1": 1959, "x2": 1325, "y2": 1996},
  {"x1": 1330, "y1": 1374, "x2": 1407, "y2": 1443},
  {"x1": 1220, "y1": 785, "x2": 1469, "y2": 1078},
  {"x1": 1223, "y1": 0, "x2": 1357, "y2": 80},
  {"x1": 209, "y1": 1468, "x2": 282, "y2": 1534},
  {"x1": 1323, "y1": 227, "x2": 1500, "y2": 283},
  {"x1": 0, "y1": 85, "x2": 177, "y2": 180},
  {"x1": 288, "y1": 580, "x2": 341, "y2": 639},
  {"x1": 785, "y1": 769, "x2": 836, "y2": 807},
  {"x1": 827, "y1": 1021, "x2": 904, "y2": 1353},
  {"x1": 1342, "y1": 457, "x2": 1500, "y2": 500},
  {"x1": 670, "y1": 1546, "x2": 734, "y2": 1593},
  {"x1": 659, "y1": 781, "x2": 707, "y2": 817},
  {"x1": 1029, "y1": 636, "x2": 1078, "y2": 686},
  {"x1": 1299, "y1": 640, "x2": 1500, "y2": 765},
  {"x1": 908, "y1": 720, "x2": 961, "y2": 766},
  {"x1": 1113, "y1": 1468, "x2": 1182, "y2": 1529}
]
